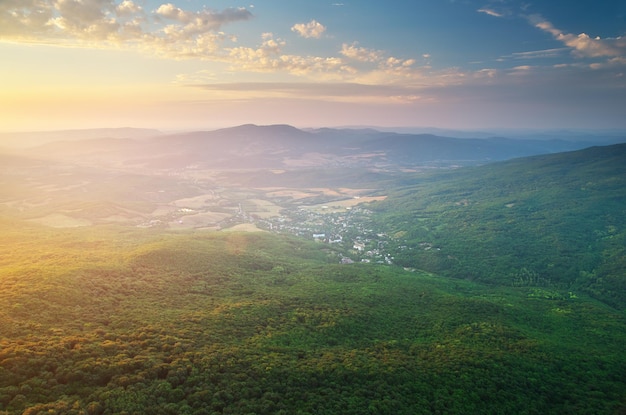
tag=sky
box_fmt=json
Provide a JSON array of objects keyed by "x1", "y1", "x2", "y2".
[{"x1": 1, "y1": 0, "x2": 626, "y2": 132}]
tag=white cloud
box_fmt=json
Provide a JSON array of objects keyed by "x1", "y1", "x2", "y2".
[
  {"x1": 259, "y1": 32, "x2": 286, "y2": 55},
  {"x1": 155, "y1": 4, "x2": 252, "y2": 34},
  {"x1": 475, "y1": 68, "x2": 498, "y2": 79},
  {"x1": 339, "y1": 42, "x2": 417, "y2": 80},
  {"x1": 0, "y1": 1, "x2": 252, "y2": 48},
  {"x1": 116, "y1": 0, "x2": 142, "y2": 17},
  {"x1": 189, "y1": 81, "x2": 440, "y2": 107},
  {"x1": 509, "y1": 48, "x2": 567, "y2": 59},
  {"x1": 340, "y1": 42, "x2": 384, "y2": 62},
  {"x1": 495, "y1": 48, "x2": 568, "y2": 63},
  {"x1": 155, "y1": 3, "x2": 184, "y2": 20},
  {"x1": 45, "y1": 0, "x2": 123, "y2": 41},
  {"x1": 477, "y1": 8, "x2": 503, "y2": 18},
  {"x1": 589, "y1": 56, "x2": 626, "y2": 70},
  {"x1": 512, "y1": 65, "x2": 533, "y2": 71},
  {"x1": 0, "y1": 0, "x2": 54, "y2": 38},
  {"x1": 227, "y1": 33, "x2": 350, "y2": 77},
  {"x1": 55, "y1": 0, "x2": 113, "y2": 24},
  {"x1": 291, "y1": 20, "x2": 326, "y2": 39},
  {"x1": 0, "y1": 1, "x2": 460, "y2": 91},
  {"x1": 529, "y1": 15, "x2": 626, "y2": 59}
]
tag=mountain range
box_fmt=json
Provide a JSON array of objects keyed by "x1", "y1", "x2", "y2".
[{"x1": 14, "y1": 124, "x2": 622, "y2": 170}]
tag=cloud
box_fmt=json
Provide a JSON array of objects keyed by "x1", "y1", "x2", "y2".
[
  {"x1": 191, "y1": 81, "x2": 432, "y2": 105},
  {"x1": 0, "y1": 1, "x2": 454, "y2": 90},
  {"x1": 496, "y1": 48, "x2": 568, "y2": 63},
  {"x1": 116, "y1": 0, "x2": 142, "y2": 17},
  {"x1": 474, "y1": 68, "x2": 498, "y2": 79},
  {"x1": 195, "y1": 82, "x2": 405, "y2": 96},
  {"x1": 144, "y1": 5, "x2": 251, "y2": 58},
  {"x1": 477, "y1": 8, "x2": 503, "y2": 18},
  {"x1": 339, "y1": 42, "x2": 417, "y2": 82},
  {"x1": 510, "y1": 48, "x2": 567, "y2": 59},
  {"x1": 529, "y1": 14, "x2": 626, "y2": 59},
  {"x1": 0, "y1": 0, "x2": 252, "y2": 49},
  {"x1": 589, "y1": 56, "x2": 626, "y2": 70},
  {"x1": 340, "y1": 42, "x2": 384, "y2": 62},
  {"x1": 510, "y1": 65, "x2": 534, "y2": 75},
  {"x1": 155, "y1": 4, "x2": 252, "y2": 36},
  {"x1": 0, "y1": 0, "x2": 98, "y2": 40},
  {"x1": 291, "y1": 20, "x2": 326, "y2": 39},
  {"x1": 54, "y1": 0, "x2": 113, "y2": 24},
  {"x1": 0, "y1": 0, "x2": 54, "y2": 40},
  {"x1": 228, "y1": 32, "x2": 286, "y2": 60},
  {"x1": 226, "y1": 33, "x2": 350, "y2": 76},
  {"x1": 43, "y1": 0, "x2": 123, "y2": 41},
  {"x1": 155, "y1": 3, "x2": 252, "y2": 27}
]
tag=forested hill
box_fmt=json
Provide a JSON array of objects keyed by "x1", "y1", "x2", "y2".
[{"x1": 371, "y1": 143, "x2": 626, "y2": 309}]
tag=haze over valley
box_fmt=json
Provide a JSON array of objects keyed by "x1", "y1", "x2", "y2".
[{"x1": 2, "y1": 124, "x2": 621, "y2": 230}]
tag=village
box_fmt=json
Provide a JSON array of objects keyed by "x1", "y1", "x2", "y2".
[
  {"x1": 232, "y1": 199, "x2": 397, "y2": 266},
  {"x1": 131, "y1": 181, "x2": 418, "y2": 267}
]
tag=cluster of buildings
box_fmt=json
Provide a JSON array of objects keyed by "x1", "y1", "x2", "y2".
[{"x1": 252, "y1": 204, "x2": 395, "y2": 265}]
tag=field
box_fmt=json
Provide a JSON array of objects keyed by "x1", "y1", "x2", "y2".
[{"x1": 0, "y1": 158, "x2": 386, "y2": 231}]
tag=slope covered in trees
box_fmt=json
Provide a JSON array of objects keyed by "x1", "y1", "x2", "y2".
[
  {"x1": 370, "y1": 143, "x2": 626, "y2": 309},
  {"x1": 1, "y1": 218, "x2": 626, "y2": 414}
]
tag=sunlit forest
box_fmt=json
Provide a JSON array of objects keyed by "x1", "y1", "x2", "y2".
[{"x1": 1, "y1": 131, "x2": 625, "y2": 414}]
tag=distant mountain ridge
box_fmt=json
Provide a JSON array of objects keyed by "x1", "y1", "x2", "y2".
[
  {"x1": 0, "y1": 128, "x2": 162, "y2": 149},
  {"x1": 18, "y1": 124, "x2": 620, "y2": 170}
]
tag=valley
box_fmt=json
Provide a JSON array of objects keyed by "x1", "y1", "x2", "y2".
[{"x1": 1, "y1": 125, "x2": 625, "y2": 414}]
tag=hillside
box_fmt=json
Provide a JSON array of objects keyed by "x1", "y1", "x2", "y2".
[
  {"x1": 370, "y1": 143, "x2": 626, "y2": 309},
  {"x1": 1, "y1": 221, "x2": 625, "y2": 414}
]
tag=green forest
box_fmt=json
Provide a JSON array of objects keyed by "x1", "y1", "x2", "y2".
[
  {"x1": 1, "y1": 144, "x2": 626, "y2": 414},
  {"x1": 1, "y1": 221, "x2": 626, "y2": 414},
  {"x1": 371, "y1": 144, "x2": 626, "y2": 309}
]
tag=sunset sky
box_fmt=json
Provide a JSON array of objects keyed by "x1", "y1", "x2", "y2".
[{"x1": 1, "y1": 0, "x2": 625, "y2": 132}]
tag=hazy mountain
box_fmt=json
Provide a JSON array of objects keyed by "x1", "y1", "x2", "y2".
[
  {"x1": 0, "y1": 127, "x2": 161, "y2": 149},
  {"x1": 339, "y1": 125, "x2": 626, "y2": 142},
  {"x1": 18, "y1": 124, "x2": 618, "y2": 170}
]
